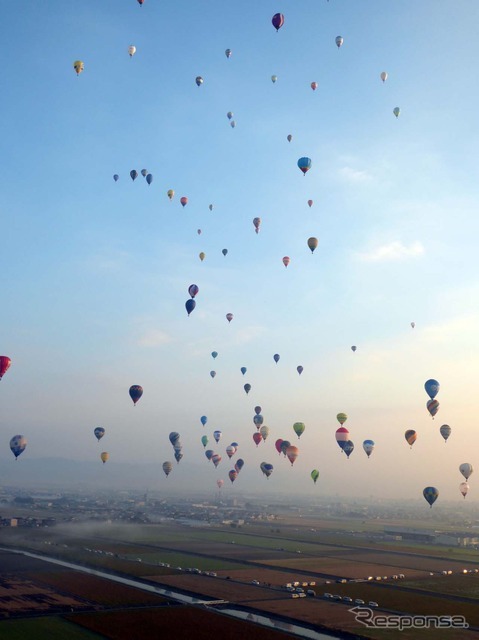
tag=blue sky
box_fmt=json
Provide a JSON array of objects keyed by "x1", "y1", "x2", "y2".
[{"x1": 1, "y1": 1, "x2": 479, "y2": 501}]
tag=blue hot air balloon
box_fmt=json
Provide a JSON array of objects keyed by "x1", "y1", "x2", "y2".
[
  {"x1": 146, "y1": 173, "x2": 153, "y2": 185},
  {"x1": 211, "y1": 351, "x2": 218, "y2": 359},
  {"x1": 253, "y1": 414, "x2": 264, "y2": 428},
  {"x1": 297, "y1": 157, "x2": 312, "y2": 175},
  {"x1": 271, "y1": 13, "x2": 284, "y2": 31},
  {"x1": 235, "y1": 458, "x2": 244, "y2": 473},
  {"x1": 94, "y1": 427, "x2": 105, "y2": 442},
  {"x1": 210, "y1": 370, "x2": 216, "y2": 378},
  {"x1": 200, "y1": 416, "x2": 207, "y2": 426},
  {"x1": 130, "y1": 170, "x2": 138, "y2": 181},
  {"x1": 185, "y1": 299, "x2": 196, "y2": 316},
  {"x1": 425, "y1": 379, "x2": 440, "y2": 400},
  {"x1": 244, "y1": 383, "x2": 251, "y2": 395},
  {"x1": 113, "y1": 174, "x2": 119, "y2": 182},
  {"x1": 273, "y1": 354, "x2": 280, "y2": 363},
  {"x1": 423, "y1": 486, "x2": 439, "y2": 508},
  {"x1": 240, "y1": 367, "x2": 247, "y2": 375},
  {"x1": 343, "y1": 440, "x2": 354, "y2": 459},
  {"x1": 10, "y1": 435, "x2": 27, "y2": 459},
  {"x1": 188, "y1": 284, "x2": 199, "y2": 298}
]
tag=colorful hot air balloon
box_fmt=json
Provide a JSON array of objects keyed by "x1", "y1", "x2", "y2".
[
  {"x1": 253, "y1": 217, "x2": 261, "y2": 234},
  {"x1": 130, "y1": 170, "x2": 138, "y2": 181},
  {"x1": 162, "y1": 461, "x2": 173, "y2": 477},
  {"x1": 336, "y1": 413, "x2": 348, "y2": 426},
  {"x1": 335, "y1": 36, "x2": 344, "y2": 48},
  {"x1": 260, "y1": 425, "x2": 270, "y2": 441},
  {"x1": 273, "y1": 354, "x2": 280, "y2": 363},
  {"x1": 287, "y1": 134, "x2": 292, "y2": 143},
  {"x1": 185, "y1": 299, "x2": 196, "y2": 316},
  {"x1": 229, "y1": 469, "x2": 238, "y2": 483},
  {"x1": 200, "y1": 415, "x2": 207, "y2": 426},
  {"x1": 94, "y1": 427, "x2": 105, "y2": 442},
  {"x1": 216, "y1": 479, "x2": 224, "y2": 489},
  {"x1": 188, "y1": 284, "x2": 199, "y2": 298},
  {"x1": 380, "y1": 71, "x2": 388, "y2": 83},
  {"x1": 286, "y1": 445, "x2": 299, "y2": 466},
  {"x1": 213, "y1": 430, "x2": 222, "y2": 444},
  {"x1": 335, "y1": 427, "x2": 349, "y2": 451},
  {"x1": 226, "y1": 313, "x2": 233, "y2": 323},
  {"x1": 260, "y1": 462, "x2": 274, "y2": 478},
  {"x1": 212, "y1": 453, "x2": 222, "y2": 468},
  {"x1": 205, "y1": 449, "x2": 214, "y2": 461},
  {"x1": 298, "y1": 157, "x2": 312, "y2": 175},
  {"x1": 275, "y1": 439, "x2": 283, "y2": 455},
  {"x1": 129, "y1": 385, "x2": 143, "y2": 405},
  {"x1": 253, "y1": 414, "x2": 264, "y2": 429},
  {"x1": 393, "y1": 107, "x2": 400, "y2": 118},
  {"x1": 405, "y1": 429, "x2": 417, "y2": 448},
  {"x1": 199, "y1": 252, "x2": 205, "y2": 261},
  {"x1": 459, "y1": 463, "x2": 473, "y2": 481},
  {"x1": 167, "y1": 189, "x2": 175, "y2": 200},
  {"x1": 225, "y1": 49, "x2": 232, "y2": 58},
  {"x1": 311, "y1": 82, "x2": 318, "y2": 91},
  {"x1": 282, "y1": 256, "x2": 290, "y2": 268},
  {"x1": 460, "y1": 482, "x2": 469, "y2": 499},
  {"x1": 10, "y1": 435, "x2": 27, "y2": 459},
  {"x1": 280, "y1": 440, "x2": 291, "y2": 457},
  {"x1": 293, "y1": 422, "x2": 305, "y2": 439},
  {"x1": 226, "y1": 445, "x2": 236, "y2": 459},
  {"x1": 272, "y1": 13, "x2": 284, "y2": 31},
  {"x1": 195, "y1": 76, "x2": 203, "y2": 86},
  {"x1": 169, "y1": 432, "x2": 180, "y2": 446},
  {"x1": 311, "y1": 469, "x2": 319, "y2": 484},
  {"x1": 439, "y1": 424, "x2": 451, "y2": 442},
  {"x1": 363, "y1": 440, "x2": 375, "y2": 458},
  {"x1": 210, "y1": 370, "x2": 216, "y2": 378},
  {"x1": 426, "y1": 399, "x2": 439, "y2": 419},
  {"x1": 343, "y1": 440, "x2": 354, "y2": 458},
  {"x1": 254, "y1": 406, "x2": 262, "y2": 415},
  {"x1": 100, "y1": 451, "x2": 109, "y2": 464},
  {"x1": 240, "y1": 367, "x2": 247, "y2": 375},
  {"x1": 244, "y1": 383, "x2": 251, "y2": 395},
  {"x1": 0, "y1": 356, "x2": 12, "y2": 380},
  {"x1": 137, "y1": 0, "x2": 144, "y2": 5},
  {"x1": 423, "y1": 486, "x2": 438, "y2": 508},
  {"x1": 297, "y1": 365, "x2": 303, "y2": 375},
  {"x1": 113, "y1": 174, "x2": 119, "y2": 182},
  {"x1": 307, "y1": 200, "x2": 313, "y2": 208},
  {"x1": 253, "y1": 432, "x2": 262, "y2": 447},
  {"x1": 271, "y1": 75, "x2": 277, "y2": 83},
  {"x1": 180, "y1": 196, "x2": 188, "y2": 207},
  {"x1": 128, "y1": 45, "x2": 136, "y2": 57},
  {"x1": 201, "y1": 435, "x2": 208, "y2": 448},
  {"x1": 425, "y1": 379, "x2": 440, "y2": 400},
  {"x1": 73, "y1": 60, "x2": 84, "y2": 75},
  {"x1": 307, "y1": 237, "x2": 318, "y2": 253},
  {"x1": 235, "y1": 459, "x2": 244, "y2": 473}
]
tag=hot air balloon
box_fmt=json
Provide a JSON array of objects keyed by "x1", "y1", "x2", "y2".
[
  {"x1": 260, "y1": 425, "x2": 270, "y2": 441},
  {"x1": 230, "y1": 120, "x2": 236, "y2": 129},
  {"x1": 100, "y1": 452, "x2": 109, "y2": 464},
  {"x1": 297, "y1": 366, "x2": 303, "y2": 375},
  {"x1": 140, "y1": 168, "x2": 147, "y2": 177},
  {"x1": 411, "y1": 322, "x2": 415, "y2": 328},
  {"x1": 343, "y1": 441, "x2": 354, "y2": 459},
  {"x1": 286, "y1": 445, "x2": 299, "y2": 466},
  {"x1": 210, "y1": 370, "x2": 216, "y2": 378},
  {"x1": 425, "y1": 379, "x2": 440, "y2": 400},
  {"x1": 335, "y1": 36, "x2": 344, "y2": 48},
  {"x1": 225, "y1": 49, "x2": 232, "y2": 58},
  {"x1": 439, "y1": 424, "x2": 451, "y2": 442},
  {"x1": 363, "y1": 440, "x2": 375, "y2": 458},
  {"x1": 423, "y1": 486, "x2": 438, "y2": 508},
  {"x1": 209, "y1": 204, "x2": 214, "y2": 211},
  {"x1": 460, "y1": 482, "x2": 469, "y2": 499},
  {"x1": 254, "y1": 406, "x2": 262, "y2": 415},
  {"x1": 351, "y1": 346, "x2": 357, "y2": 352},
  {"x1": 211, "y1": 352, "x2": 218, "y2": 360},
  {"x1": 226, "y1": 445, "x2": 236, "y2": 459},
  {"x1": 185, "y1": 299, "x2": 196, "y2": 316},
  {"x1": 213, "y1": 430, "x2": 222, "y2": 444},
  {"x1": 229, "y1": 470, "x2": 237, "y2": 483},
  {"x1": 253, "y1": 414, "x2": 264, "y2": 429},
  {"x1": 307, "y1": 200, "x2": 313, "y2": 208},
  {"x1": 94, "y1": 427, "x2": 105, "y2": 442},
  {"x1": 222, "y1": 249, "x2": 228, "y2": 257},
  {"x1": 253, "y1": 217, "x2": 261, "y2": 234},
  {"x1": 113, "y1": 174, "x2": 119, "y2": 182},
  {"x1": 380, "y1": 71, "x2": 388, "y2": 83},
  {"x1": 180, "y1": 196, "x2": 188, "y2": 207},
  {"x1": 162, "y1": 462, "x2": 173, "y2": 477},
  {"x1": 287, "y1": 134, "x2": 292, "y2": 143},
  {"x1": 271, "y1": 75, "x2": 277, "y2": 83},
  {"x1": 200, "y1": 415, "x2": 207, "y2": 427},
  {"x1": 405, "y1": 430, "x2": 417, "y2": 448},
  {"x1": 426, "y1": 399, "x2": 439, "y2": 419},
  {"x1": 235, "y1": 459, "x2": 244, "y2": 473},
  {"x1": 253, "y1": 432, "x2": 262, "y2": 447},
  {"x1": 217, "y1": 479, "x2": 224, "y2": 489},
  {"x1": 311, "y1": 82, "x2": 318, "y2": 91},
  {"x1": 0, "y1": 357, "x2": 12, "y2": 380},
  {"x1": 137, "y1": 0, "x2": 144, "y2": 5},
  {"x1": 260, "y1": 462, "x2": 273, "y2": 478},
  {"x1": 205, "y1": 449, "x2": 214, "y2": 461},
  {"x1": 130, "y1": 170, "x2": 138, "y2": 181},
  {"x1": 129, "y1": 385, "x2": 143, "y2": 405},
  {"x1": 335, "y1": 427, "x2": 349, "y2": 451},
  {"x1": 240, "y1": 367, "x2": 247, "y2": 375},
  {"x1": 197, "y1": 229, "x2": 202, "y2": 235},
  {"x1": 128, "y1": 45, "x2": 136, "y2": 57},
  {"x1": 282, "y1": 256, "x2": 290, "y2": 268},
  {"x1": 227, "y1": 111, "x2": 233, "y2": 120},
  {"x1": 196, "y1": 76, "x2": 203, "y2": 86},
  {"x1": 212, "y1": 453, "x2": 222, "y2": 468},
  {"x1": 298, "y1": 157, "x2": 312, "y2": 175},
  {"x1": 307, "y1": 237, "x2": 318, "y2": 253},
  {"x1": 167, "y1": 189, "x2": 174, "y2": 200},
  {"x1": 336, "y1": 413, "x2": 348, "y2": 426},
  {"x1": 188, "y1": 284, "x2": 199, "y2": 298},
  {"x1": 199, "y1": 252, "x2": 205, "y2": 261},
  {"x1": 293, "y1": 422, "x2": 305, "y2": 439},
  {"x1": 226, "y1": 313, "x2": 233, "y2": 323},
  {"x1": 73, "y1": 60, "x2": 84, "y2": 75},
  {"x1": 169, "y1": 432, "x2": 180, "y2": 447},
  {"x1": 280, "y1": 440, "x2": 291, "y2": 457},
  {"x1": 273, "y1": 354, "x2": 280, "y2": 363},
  {"x1": 201, "y1": 435, "x2": 208, "y2": 448},
  {"x1": 174, "y1": 451, "x2": 183, "y2": 464},
  {"x1": 146, "y1": 174, "x2": 153, "y2": 185},
  {"x1": 244, "y1": 383, "x2": 251, "y2": 395},
  {"x1": 272, "y1": 13, "x2": 284, "y2": 31},
  {"x1": 10, "y1": 435, "x2": 26, "y2": 459},
  {"x1": 393, "y1": 107, "x2": 400, "y2": 118},
  {"x1": 459, "y1": 463, "x2": 473, "y2": 481},
  {"x1": 275, "y1": 439, "x2": 283, "y2": 455},
  {"x1": 311, "y1": 469, "x2": 319, "y2": 484}
]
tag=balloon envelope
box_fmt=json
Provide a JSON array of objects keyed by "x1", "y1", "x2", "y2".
[
  {"x1": 130, "y1": 170, "x2": 138, "y2": 181},
  {"x1": 195, "y1": 76, "x2": 203, "y2": 86},
  {"x1": 311, "y1": 82, "x2": 318, "y2": 91},
  {"x1": 253, "y1": 414, "x2": 264, "y2": 429},
  {"x1": 253, "y1": 217, "x2": 261, "y2": 233},
  {"x1": 185, "y1": 299, "x2": 196, "y2": 316},
  {"x1": 213, "y1": 430, "x2": 222, "y2": 443},
  {"x1": 283, "y1": 256, "x2": 290, "y2": 268},
  {"x1": 439, "y1": 424, "x2": 451, "y2": 442},
  {"x1": 297, "y1": 366, "x2": 303, "y2": 375},
  {"x1": 286, "y1": 445, "x2": 299, "y2": 466},
  {"x1": 100, "y1": 451, "x2": 109, "y2": 464},
  {"x1": 253, "y1": 433, "x2": 262, "y2": 447},
  {"x1": 200, "y1": 415, "x2": 207, "y2": 426},
  {"x1": 405, "y1": 430, "x2": 417, "y2": 447},
  {"x1": 240, "y1": 367, "x2": 247, "y2": 375},
  {"x1": 0, "y1": 356, "x2": 12, "y2": 380},
  {"x1": 229, "y1": 470, "x2": 237, "y2": 483},
  {"x1": 244, "y1": 383, "x2": 251, "y2": 394},
  {"x1": 210, "y1": 370, "x2": 216, "y2": 378},
  {"x1": 459, "y1": 463, "x2": 473, "y2": 480},
  {"x1": 235, "y1": 459, "x2": 244, "y2": 473},
  {"x1": 423, "y1": 486, "x2": 438, "y2": 507},
  {"x1": 10, "y1": 435, "x2": 27, "y2": 459},
  {"x1": 162, "y1": 462, "x2": 173, "y2": 477},
  {"x1": 380, "y1": 71, "x2": 388, "y2": 82},
  {"x1": 426, "y1": 399, "x2": 440, "y2": 418},
  {"x1": 460, "y1": 482, "x2": 469, "y2": 498},
  {"x1": 275, "y1": 439, "x2": 283, "y2": 455},
  {"x1": 335, "y1": 36, "x2": 344, "y2": 48},
  {"x1": 146, "y1": 173, "x2": 153, "y2": 185},
  {"x1": 226, "y1": 313, "x2": 233, "y2": 323},
  {"x1": 201, "y1": 435, "x2": 208, "y2": 448},
  {"x1": 393, "y1": 107, "x2": 400, "y2": 118},
  {"x1": 272, "y1": 13, "x2": 284, "y2": 31},
  {"x1": 298, "y1": 157, "x2": 312, "y2": 175},
  {"x1": 180, "y1": 196, "x2": 188, "y2": 207},
  {"x1": 94, "y1": 427, "x2": 105, "y2": 442},
  {"x1": 273, "y1": 354, "x2": 280, "y2": 363},
  {"x1": 363, "y1": 440, "x2": 375, "y2": 458},
  {"x1": 260, "y1": 425, "x2": 270, "y2": 441},
  {"x1": 271, "y1": 75, "x2": 277, "y2": 83},
  {"x1": 73, "y1": 60, "x2": 84, "y2": 75},
  {"x1": 254, "y1": 406, "x2": 262, "y2": 415},
  {"x1": 167, "y1": 189, "x2": 174, "y2": 200},
  {"x1": 293, "y1": 422, "x2": 305, "y2": 439},
  {"x1": 128, "y1": 45, "x2": 136, "y2": 57},
  {"x1": 113, "y1": 174, "x2": 119, "y2": 182},
  {"x1": 425, "y1": 379, "x2": 440, "y2": 399},
  {"x1": 343, "y1": 440, "x2": 354, "y2": 458},
  {"x1": 225, "y1": 49, "x2": 232, "y2": 58},
  {"x1": 336, "y1": 413, "x2": 348, "y2": 425},
  {"x1": 307, "y1": 237, "x2": 318, "y2": 253},
  {"x1": 307, "y1": 200, "x2": 313, "y2": 208},
  {"x1": 129, "y1": 385, "x2": 143, "y2": 405},
  {"x1": 169, "y1": 432, "x2": 180, "y2": 446},
  {"x1": 188, "y1": 284, "x2": 199, "y2": 298},
  {"x1": 311, "y1": 469, "x2": 319, "y2": 484}
]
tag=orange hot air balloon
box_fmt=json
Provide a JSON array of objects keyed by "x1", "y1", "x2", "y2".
[
  {"x1": 180, "y1": 196, "x2": 188, "y2": 207},
  {"x1": 307, "y1": 237, "x2": 318, "y2": 253},
  {"x1": 282, "y1": 256, "x2": 290, "y2": 268},
  {"x1": 286, "y1": 445, "x2": 299, "y2": 466},
  {"x1": 100, "y1": 452, "x2": 109, "y2": 464}
]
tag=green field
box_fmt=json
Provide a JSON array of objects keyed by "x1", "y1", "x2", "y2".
[{"x1": 0, "y1": 617, "x2": 103, "y2": 640}]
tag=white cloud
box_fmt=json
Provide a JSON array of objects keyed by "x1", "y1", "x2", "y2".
[
  {"x1": 234, "y1": 325, "x2": 267, "y2": 344},
  {"x1": 357, "y1": 241, "x2": 425, "y2": 262},
  {"x1": 339, "y1": 166, "x2": 373, "y2": 183},
  {"x1": 137, "y1": 329, "x2": 173, "y2": 348}
]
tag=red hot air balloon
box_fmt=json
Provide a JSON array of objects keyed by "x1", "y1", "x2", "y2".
[
  {"x1": 253, "y1": 433, "x2": 262, "y2": 447},
  {"x1": 272, "y1": 13, "x2": 284, "y2": 31},
  {"x1": 311, "y1": 82, "x2": 318, "y2": 91},
  {"x1": 0, "y1": 356, "x2": 11, "y2": 380},
  {"x1": 253, "y1": 217, "x2": 261, "y2": 234},
  {"x1": 275, "y1": 438, "x2": 283, "y2": 455},
  {"x1": 129, "y1": 385, "x2": 143, "y2": 405},
  {"x1": 180, "y1": 197, "x2": 188, "y2": 207},
  {"x1": 307, "y1": 200, "x2": 313, "y2": 208},
  {"x1": 226, "y1": 313, "x2": 233, "y2": 323},
  {"x1": 282, "y1": 256, "x2": 290, "y2": 268},
  {"x1": 137, "y1": 0, "x2": 144, "y2": 5},
  {"x1": 188, "y1": 284, "x2": 199, "y2": 298}
]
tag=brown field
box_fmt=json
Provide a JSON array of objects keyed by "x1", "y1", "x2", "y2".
[{"x1": 0, "y1": 575, "x2": 87, "y2": 616}]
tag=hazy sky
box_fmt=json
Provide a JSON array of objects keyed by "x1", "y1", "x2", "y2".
[{"x1": 1, "y1": 1, "x2": 479, "y2": 502}]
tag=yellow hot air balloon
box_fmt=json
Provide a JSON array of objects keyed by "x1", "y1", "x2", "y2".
[
  {"x1": 167, "y1": 189, "x2": 174, "y2": 200},
  {"x1": 100, "y1": 451, "x2": 109, "y2": 464},
  {"x1": 307, "y1": 237, "x2": 318, "y2": 253},
  {"x1": 73, "y1": 60, "x2": 84, "y2": 76},
  {"x1": 199, "y1": 252, "x2": 205, "y2": 261}
]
